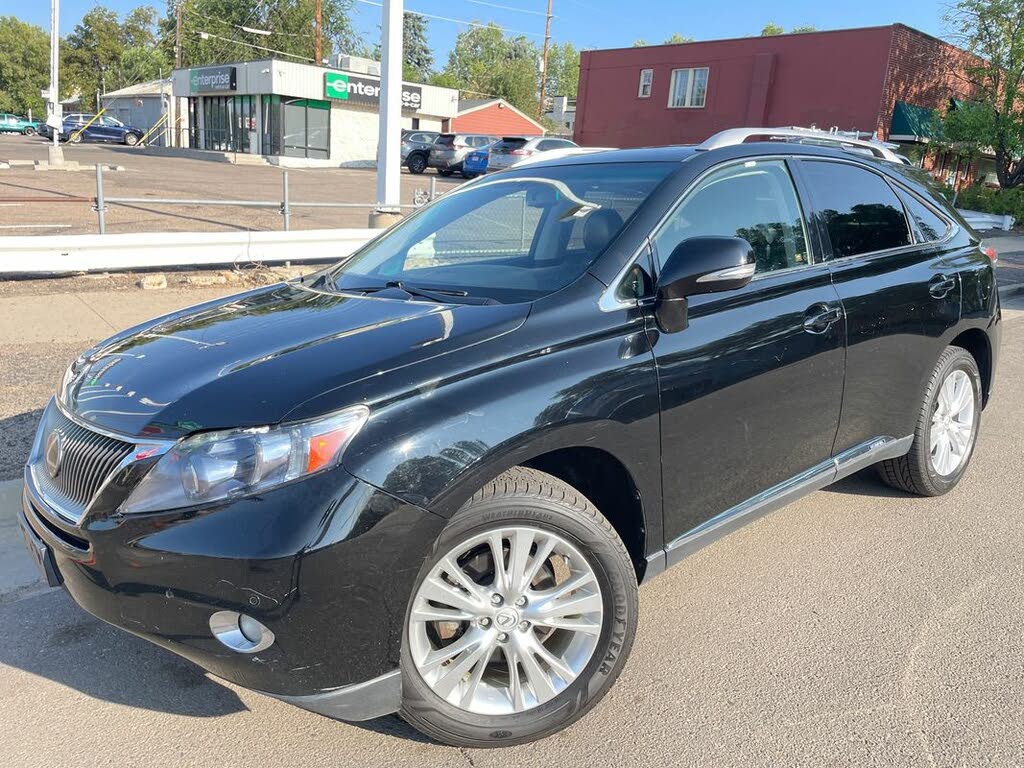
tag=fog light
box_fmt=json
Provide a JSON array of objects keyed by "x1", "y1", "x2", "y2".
[{"x1": 209, "y1": 610, "x2": 275, "y2": 654}]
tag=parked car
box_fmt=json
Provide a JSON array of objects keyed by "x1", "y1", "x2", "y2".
[
  {"x1": 487, "y1": 136, "x2": 578, "y2": 171},
  {"x1": 59, "y1": 113, "x2": 144, "y2": 146},
  {"x1": 0, "y1": 113, "x2": 42, "y2": 135},
  {"x1": 428, "y1": 133, "x2": 496, "y2": 176},
  {"x1": 20, "y1": 140, "x2": 999, "y2": 747},
  {"x1": 460, "y1": 141, "x2": 496, "y2": 178},
  {"x1": 402, "y1": 130, "x2": 440, "y2": 174}
]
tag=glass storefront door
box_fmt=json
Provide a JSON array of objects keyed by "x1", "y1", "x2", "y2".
[{"x1": 199, "y1": 96, "x2": 257, "y2": 153}]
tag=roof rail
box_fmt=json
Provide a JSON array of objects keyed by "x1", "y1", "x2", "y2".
[{"x1": 698, "y1": 126, "x2": 908, "y2": 163}]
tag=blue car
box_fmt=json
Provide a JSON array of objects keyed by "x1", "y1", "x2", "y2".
[
  {"x1": 60, "y1": 113, "x2": 144, "y2": 146},
  {"x1": 461, "y1": 143, "x2": 494, "y2": 178}
]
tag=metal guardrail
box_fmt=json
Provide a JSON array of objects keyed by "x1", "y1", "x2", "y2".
[{"x1": 6, "y1": 166, "x2": 441, "y2": 235}]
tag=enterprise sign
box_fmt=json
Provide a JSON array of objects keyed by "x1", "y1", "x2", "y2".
[
  {"x1": 324, "y1": 72, "x2": 423, "y2": 111},
  {"x1": 190, "y1": 66, "x2": 237, "y2": 93}
]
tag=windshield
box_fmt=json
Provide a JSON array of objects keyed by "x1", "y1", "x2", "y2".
[{"x1": 328, "y1": 162, "x2": 677, "y2": 303}]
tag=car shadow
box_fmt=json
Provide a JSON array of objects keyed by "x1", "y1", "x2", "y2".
[
  {"x1": 822, "y1": 469, "x2": 914, "y2": 499},
  {"x1": 0, "y1": 589, "x2": 247, "y2": 717}
]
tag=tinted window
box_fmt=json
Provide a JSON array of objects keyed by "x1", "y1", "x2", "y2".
[
  {"x1": 329, "y1": 163, "x2": 676, "y2": 303},
  {"x1": 436, "y1": 135, "x2": 455, "y2": 147},
  {"x1": 802, "y1": 161, "x2": 911, "y2": 258},
  {"x1": 898, "y1": 189, "x2": 950, "y2": 242},
  {"x1": 654, "y1": 159, "x2": 810, "y2": 275},
  {"x1": 496, "y1": 138, "x2": 528, "y2": 151}
]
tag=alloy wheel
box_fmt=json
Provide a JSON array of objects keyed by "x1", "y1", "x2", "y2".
[
  {"x1": 408, "y1": 525, "x2": 603, "y2": 715},
  {"x1": 929, "y1": 368, "x2": 975, "y2": 476}
]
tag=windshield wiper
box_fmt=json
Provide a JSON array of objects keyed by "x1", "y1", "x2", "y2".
[{"x1": 336, "y1": 280, "x2": 499, "y2": 305}]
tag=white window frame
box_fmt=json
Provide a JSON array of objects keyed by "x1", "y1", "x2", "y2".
[
  {"x1": 638, "y1": 68, "x2": 653, "y2": 98},
  {"x1": 667, "y1": 67, "x2": 709, "y2": 109}
]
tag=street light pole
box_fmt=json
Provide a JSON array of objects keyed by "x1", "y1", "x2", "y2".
[
  {"x1": 538, "y1": 0, "x2": 553, "y2": 120},
  {"x1": 48, "y1": 0, "x2": 64, "y2": 166},
  {"x1": 372, "y1": 0, "x2": 403, "y2": 227}
]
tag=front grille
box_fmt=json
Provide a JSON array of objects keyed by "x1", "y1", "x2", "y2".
[{"x1": 32, "y1": 407, "x2": 134, "y2": 520}]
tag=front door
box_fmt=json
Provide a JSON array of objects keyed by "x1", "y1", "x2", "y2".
[
  {"x1": 647, "y1": 158, "x2": 846, "y2": 549},
  {"x1": 794, "y1": 159, "x2": 963, "y2": 454}
]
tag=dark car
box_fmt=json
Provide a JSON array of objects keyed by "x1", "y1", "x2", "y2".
[
  {"x1": 60, "y1": 113, "x2": 144, "y2": 145},
  {"x1": 402, "y1": 129, "x2": 441, "y2": 174},
  {"x1": 20, "y1": 141, "x2": 1000, "y2": 747},
  {"x1": 428, "y1": 133, "x2": 496, "y2": 176}
]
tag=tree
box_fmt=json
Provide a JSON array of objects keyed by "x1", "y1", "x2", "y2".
[
  {"x1": 663, "y1": 33, "x2": 694, "y2": 44},
  {"x1": 439, "y1": 24, "x2": 539, "y2": 114},
  {"x1": 545, "y1": 41, "x2": 579, "y2": 98},
  {"x1": 945, "y1": 0, "x2": 1024, "y2": 187},
  {"x1": 761, "y1": 22, "x2": 784, "y2": 36},
  {"x1": 402, "y1": 13, "x2": 432, "y2": 81},
  {"x1": 790, "y1": 25, "x2": 816, "y2": 33},
  {"x1": 631, "y1": 39, "x2": 648, "y2": 47},
  {"x1": 0, "y1": 16, "x2": 50, "y2": 116}
]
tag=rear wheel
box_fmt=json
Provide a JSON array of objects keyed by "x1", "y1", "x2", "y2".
[
  {"x1": 400, "y1": 467, "x2": 638, "y2": 747},
  {"x1": 878, "y1": 346, "x2": 981, "y2": 496},
  {"x1": 438, "y1": 169, "x2": 453, "y2": 177},
  {"x1": 23, "y1": 126, "x2": 36, "y2": 136},
  {"x1": 407, "y1": 153, "x2": 427, "y2": 174}
]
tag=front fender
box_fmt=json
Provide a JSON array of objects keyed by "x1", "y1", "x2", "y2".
[{"x1": 335, "y1": 278, "x2": 665, "y2": 554}]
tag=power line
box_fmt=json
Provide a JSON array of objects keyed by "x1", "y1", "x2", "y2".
[
  {"x1": 194, "y1": 30, "x2": 316, "y2": 62},
  {"x1": 353, "y1": 0, "x2": 545, "y2": 38},
  {"x1": 457, "y1": 0, "x2": 552, "y2": 17}
]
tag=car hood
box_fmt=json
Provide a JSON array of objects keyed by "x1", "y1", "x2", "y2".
[{"x1": 60, "y1": 282, "x2": 528, "y2": 439}]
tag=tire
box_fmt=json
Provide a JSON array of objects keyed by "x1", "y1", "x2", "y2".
[
  {"x1": 124, "y1": 133, "x2": 139, "y2": 146},
  {"x1": 438, "y1": 169, "x2": 453, "y2": 177},
  {"x1": 878, "y1": 345, "x2": 982, "y2": 496},
  {"x1": 68, "y1": 132, "x2": 82, "y2": 144},
  {"x1": 462, "y1": 171, "x2": 479, "y2": 179},
  {"x1": 407, "y1": 153, "x2": 427, "y2": 174},
  {"x1": 23, "y1": 126, "x2": 36, "y2": 136},
  {"x1": 400, "y1": 467, "x2": 638, "y2": 747}
]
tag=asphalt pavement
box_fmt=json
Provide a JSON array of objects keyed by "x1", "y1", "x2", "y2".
[{"x1": 0, "y1": 281, "x2": 1022, "y2": 767}]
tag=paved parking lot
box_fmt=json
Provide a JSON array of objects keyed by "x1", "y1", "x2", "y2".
[
  {"x1": 0, "y1": 133, "x2": 462, "y2": 235},
  {"x1": 0, "y1": 275, "x2": 1022, "y2": 766}
]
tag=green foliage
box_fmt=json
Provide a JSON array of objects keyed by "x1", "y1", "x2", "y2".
[
  {"x1": 0, "y1": 16, "x2": 50, "y2": 116},
  {"x1": 956, "y1": 183, "x2": 1024, "y2": 218},
  {"x1": 663, "y1": 33, "x2": 694, "y2": 44},
  {"x1": 439, "y1": 24, "x2": 540, "y2": 114},
  {"x1": 945, "y1": 0, "x2": 1024, "y2": 187},
  {"x1": 761, "y1": 22, "x2": 784, "y2": 36},
  {"x1": 545, "y1": 42, "x2": 579, "y2": 98},
  {"x1": 790, "y1": 25, "x2": 816, "y2": 33},
  {"x1": 631, "y1": 39, "x2": 648, "y2": 47},
  {"x1": 402, "y1": 13, "x2": 432, "y2": 81}
]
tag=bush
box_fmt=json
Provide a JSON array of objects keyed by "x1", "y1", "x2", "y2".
[{"x1": 955, "y1": 184, "x2": 1024, "y2": 221}]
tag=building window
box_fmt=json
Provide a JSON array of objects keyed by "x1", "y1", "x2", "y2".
[
  {"x1": 638, "y1": 68, "x2": 653, "y2": 98},
  {"x1": 668, "y1": 67, "x2": 709, "y2": 108}
]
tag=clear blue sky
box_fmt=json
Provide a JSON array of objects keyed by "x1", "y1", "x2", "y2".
[{"x1": 15, "y1": 0, "x2": 952, "y2": 65}]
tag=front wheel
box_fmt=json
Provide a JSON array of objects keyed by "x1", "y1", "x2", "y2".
[
  {"x1": 878, "y1": 345, "x2": 982, "y2": 496},
  {"x1": 400, "y1": 467, "x2": 638, "y2": 747},
  {"x1": 124, "y1": 133, "x2": 139, "y2": 146},
  {"x1": 67, "y1": 132, "x2": 82, "y2": 144}
]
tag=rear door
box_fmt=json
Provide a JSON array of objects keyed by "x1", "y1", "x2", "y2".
[
  {"x1": 794, "y1": 159, "x2": 962, "y2": 453},
  {"x1": 649, "y1": 157, "x2": 846, "y2": 549}
]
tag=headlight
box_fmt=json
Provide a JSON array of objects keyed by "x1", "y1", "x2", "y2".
[{"x1": 120, "y1": 405, "x2": 369, "y2": 513}]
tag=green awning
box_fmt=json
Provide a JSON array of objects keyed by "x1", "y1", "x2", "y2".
[{"x1": 890, "y1": 101, "x2": 942, "y2": 141}]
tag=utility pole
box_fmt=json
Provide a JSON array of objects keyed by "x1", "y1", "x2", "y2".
[
  {"x1": 47, "y1": 0, "x2": 64, "y2": 166},
  {"x1": 372, "y1": 0, "x2": 402, "y2": 227},
  {"x1": 314, "y1": 0, "x2": 322, "y2": 64},
  {"x1": 538, "y1": 0, "x2": 553, "y2": 120},
  {"x1": 174, "y1": 0, "x2": 183, "y2": 68}
]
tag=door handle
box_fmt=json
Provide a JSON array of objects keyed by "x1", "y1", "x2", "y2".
[
  {"x1": 929, "y1": 274, "x2": 957, "y2": 299},
  {"x1": 803, "y1": 303, "x2": 843, "y2": 334}
]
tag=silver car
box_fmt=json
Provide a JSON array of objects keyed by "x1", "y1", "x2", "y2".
[
  {"x1": 487, "y1": 136, "x2": 579, "y2": 171},
  {"x1": 427, "y1": 133, "x2": 496, "y2": 177}
]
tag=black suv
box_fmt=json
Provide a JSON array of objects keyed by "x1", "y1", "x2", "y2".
[{"x1": 20, "y1": 142, "x2": 1000, "y2": 747}]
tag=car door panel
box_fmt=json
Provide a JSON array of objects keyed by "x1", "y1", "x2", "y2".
[{"x1": 647, "y1": 158, "x2": 846, "y2": 545}]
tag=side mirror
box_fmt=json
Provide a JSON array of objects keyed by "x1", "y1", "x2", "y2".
[{"x1": 655, "y1": 236, "x2": 756, "y2": 333}]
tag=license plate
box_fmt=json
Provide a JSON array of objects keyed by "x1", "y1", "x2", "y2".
[{"x1": 20, "y1": 518, "x2": 63, "y2": 587}]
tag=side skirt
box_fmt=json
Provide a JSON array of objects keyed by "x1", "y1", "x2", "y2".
[{"x1": 646, "y1": 435, "x2": 913, "y2": 576}]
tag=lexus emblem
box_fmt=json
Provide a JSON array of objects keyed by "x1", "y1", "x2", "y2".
[
  {"x1": 44, "y1": 429, "x2": 66, "y2": 478},
  {"x1": 494, "y1": 609, "x2": 519, "y2": 630}
]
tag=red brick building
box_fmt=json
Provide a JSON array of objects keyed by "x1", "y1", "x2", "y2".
[
  {"x1": 444, "y1": 98, "x2": 545, "y2": 136},
  {"x1": 575, "y1": 24, "x2": 993, "y2": 186}
]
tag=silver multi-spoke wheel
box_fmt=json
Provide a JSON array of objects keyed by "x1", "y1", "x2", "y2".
[
  {"x1": 930, "y1": 369, "x2": 975, "y2": 476},
  {"x1": 408, "y1": 525, "x2": 603, "y2": 715}
]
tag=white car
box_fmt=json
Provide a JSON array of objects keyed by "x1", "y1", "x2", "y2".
[{"x1": 487, "y1": 136, "x2": 579, "y2": 171}]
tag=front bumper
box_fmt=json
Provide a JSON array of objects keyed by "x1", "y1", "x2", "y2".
[{"x1": 19, "y1": 462, "x2": 444, "y2": 714}]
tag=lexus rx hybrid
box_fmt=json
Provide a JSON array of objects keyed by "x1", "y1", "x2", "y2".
[{"x1": 20, "y1": 141, "x2": 1000, "y2": 747}]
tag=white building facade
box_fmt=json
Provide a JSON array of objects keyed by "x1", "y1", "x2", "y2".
[{"x1": 170, "y1": 58, "x2": 459, "y2": 167}]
